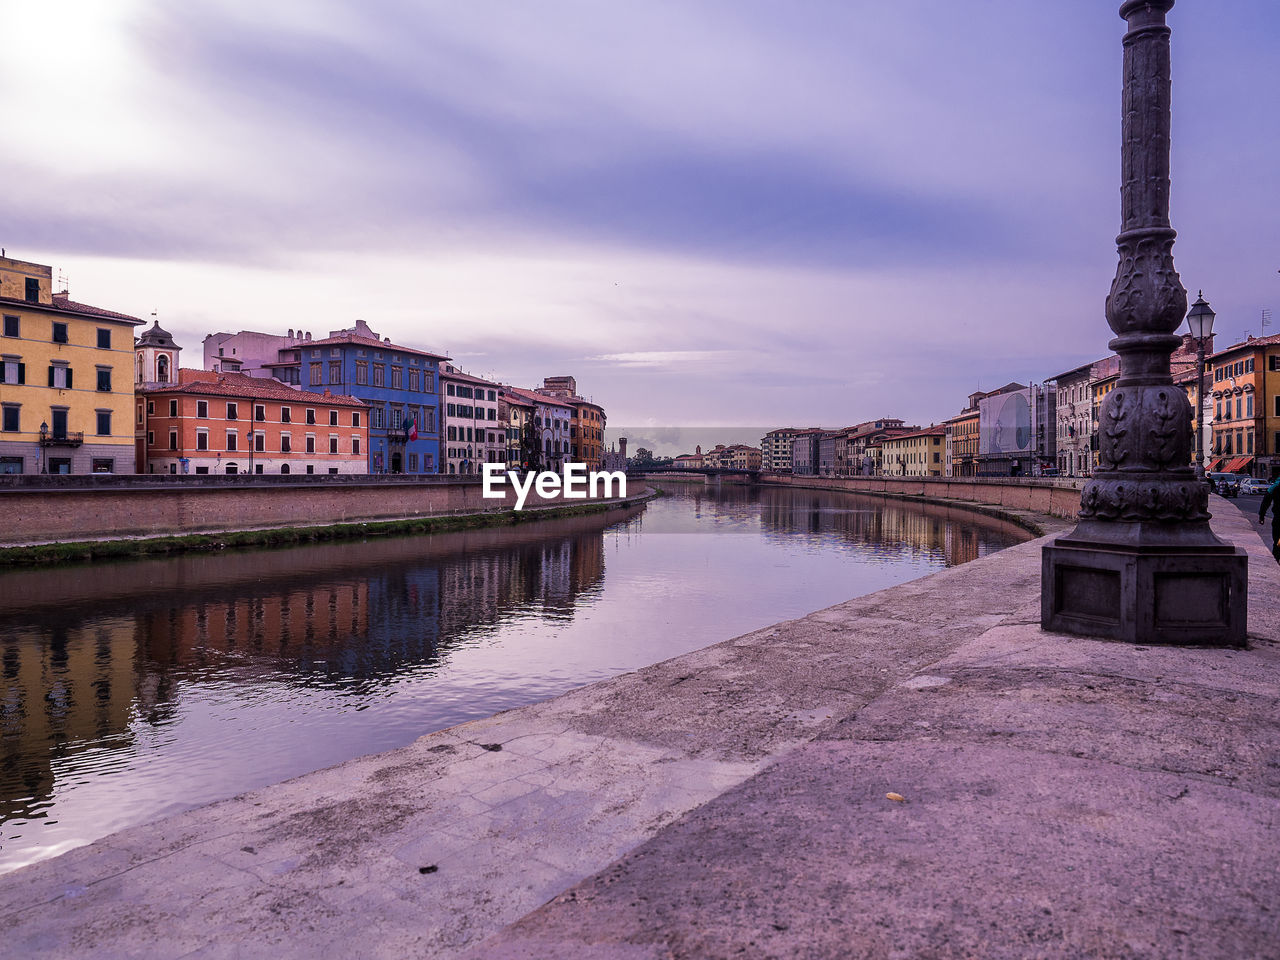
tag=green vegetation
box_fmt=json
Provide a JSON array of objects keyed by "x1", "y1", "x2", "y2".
[{"x1": 0, "y1": 495, "x2": 652, "y2": 568}]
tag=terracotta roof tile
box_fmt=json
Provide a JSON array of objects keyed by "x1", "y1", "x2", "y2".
[
  {"x1": 142, "y1": 370, "x2": 370, "y2": 408},
  {"x1": 304, "y1": 331, "x2": 449, "y2": 360},
  {"x1": 0, "y1": 292, "x2": 143, "y2": 324}
]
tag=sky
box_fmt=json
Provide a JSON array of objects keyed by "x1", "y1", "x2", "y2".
[{"x1": 4, "y1": 1, "x2": 1278, "y2": 454}]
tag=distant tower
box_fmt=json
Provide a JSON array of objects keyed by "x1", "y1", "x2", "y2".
[{"x1": 136, "y1": 319, "x2": 180, "y2": 386}]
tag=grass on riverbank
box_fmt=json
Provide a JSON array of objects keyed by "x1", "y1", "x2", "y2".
[{"x1": 0, "y1": 496, "x2": 650, "y2": 568}]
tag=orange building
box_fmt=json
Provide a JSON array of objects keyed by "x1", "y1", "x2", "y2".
[
  {"x1": 533, "y1": 376, "x2": 607, "y2": 470},
  {"x1": 138, "y1": 370, "x2": 370, "y2": 475},
  {"x1": 1205, "y1": 332, "x2": 1280, "y2": 479}
]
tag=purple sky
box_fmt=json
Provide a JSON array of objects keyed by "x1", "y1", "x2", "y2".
[{"x1": 5, "y1": 1, "x2": 1278, "y2": 449}]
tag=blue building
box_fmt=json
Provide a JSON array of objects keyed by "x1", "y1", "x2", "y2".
[{"x1": 264, "y1": 320, "x2": 446, "y2": 474}]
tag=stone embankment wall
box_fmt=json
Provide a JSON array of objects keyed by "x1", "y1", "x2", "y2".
[
  {"x1": 759, "y1": 473, "x2": 1084, "y2": 520},
  {"x1": 0, "y1": 476, "x2": 635, "y2": 545}
]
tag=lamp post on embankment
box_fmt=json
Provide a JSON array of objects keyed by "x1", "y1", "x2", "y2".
[{"x1": 1041, "y1": 1, "x2": 1247, "y2": 646}]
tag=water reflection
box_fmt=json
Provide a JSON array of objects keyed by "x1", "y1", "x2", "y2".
[{"x1": 0, "y1": 487, "x2": 1025, "y2": 873}]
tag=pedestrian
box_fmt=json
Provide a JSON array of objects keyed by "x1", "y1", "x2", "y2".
[{"x1": 1258, "y1": 477, "x2": 1280, "y2": 562}]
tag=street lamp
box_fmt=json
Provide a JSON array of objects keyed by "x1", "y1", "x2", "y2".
[
  {"x1": 40, "y1": 421, "x2": 47, "y2": 474},
  {"x1": 1186, "y1": 291, "x2": 1216, "y2": 479}
]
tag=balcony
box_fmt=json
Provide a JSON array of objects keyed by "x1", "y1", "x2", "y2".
[{"x1": 39, "y1": 428, "x2": 84, "y2": 448}]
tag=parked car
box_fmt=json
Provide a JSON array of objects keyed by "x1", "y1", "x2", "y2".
[{"x1": 1238, "y1": 477, "x2": 1269, "y2": 496}]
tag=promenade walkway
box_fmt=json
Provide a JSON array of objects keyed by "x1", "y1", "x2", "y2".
[{"x1": 3, "y1": 499, "x2": 1277, "y2": 958}]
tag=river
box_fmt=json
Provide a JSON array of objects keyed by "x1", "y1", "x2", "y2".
[{"x1": 0, "y1": 483, "x2": 1028, "y2": 873}]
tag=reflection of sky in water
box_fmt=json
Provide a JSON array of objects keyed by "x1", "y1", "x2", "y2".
[{"x1": 0, "y1": 486, "x2": 1026, "y2": 873}]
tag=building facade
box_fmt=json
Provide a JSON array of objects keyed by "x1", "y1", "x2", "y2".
[
  {"x1": 1205, "y1": 332, "x2": 1280, "y2": 478},
  {"x1": 533, "y1": 377, "x2": 606, "y2": 470},
  {"x1": 790, "y1": 429, "x2": 824, "y2": 476},
  {"x1": 440, "y1": 365, "x2": 504, "y2": 475},
  {"x1": 944, "y1": 409, "x2": 980, "y2": 477},
  {"x1": 138, "y1": 370, "x2": 369, "y2": 475},
  {"x1": 761, "y1": 428, "x2": 799, "y2": 473},
  {"x1": 1049, "y1": 364, "x2": 1093, "y2": 477},
  {"x1": 882, "y1": 427, "x2": 945, "y2": 477},
  {"x1": 257, "y1": 320, "x2": 445, "y2": 475},
  {"x1": 0, "y1": 255, "x2": 143, "y2": 474},
  {"x1": 504, "y1": 386, "x2": 572, "y2": 471}
]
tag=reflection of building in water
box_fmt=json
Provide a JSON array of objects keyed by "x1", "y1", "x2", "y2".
[
  {"x1": 0, "y1": 512, "x2": 618, "y2": 837},
  {"x1": 756, "y1": 488, "x2": 1011, "y2": 567},
  {"x1": 1, "y1": 618, "x2": 136, "y2": 823}
]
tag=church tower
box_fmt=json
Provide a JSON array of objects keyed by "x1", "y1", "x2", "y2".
[{"x1": 136, "y1": 320, "x2": 180, "y2": 386}]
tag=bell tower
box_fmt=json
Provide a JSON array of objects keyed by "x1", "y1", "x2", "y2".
[{"x1": 136, "y1": 320, "x2": 180, "y2": 386}]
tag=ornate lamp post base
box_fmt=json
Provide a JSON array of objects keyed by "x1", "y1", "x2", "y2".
[
  {"x1": 1043, "y1": 527, "x2": 1247, "y2": 647},
  {"x1": 1040, "y1": 0, "x2": 1247, "y2": 647}
]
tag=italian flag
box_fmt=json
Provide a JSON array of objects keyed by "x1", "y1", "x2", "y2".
[{"x1": 408, "y1": 415, "x2": 418, "y2": 442}]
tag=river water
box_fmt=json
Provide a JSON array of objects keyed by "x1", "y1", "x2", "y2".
[{"x1": 0, "y1": 484, "x2": 1027, "y2": 873}]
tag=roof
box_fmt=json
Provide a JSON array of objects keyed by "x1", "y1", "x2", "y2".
[
  {"x1": 440, "y1": 367, "x2": 501, "y2": 389},
  {"x1": 502, "y1": 385, "x2": 574, "y2": 410},
  {"x1": 1048, "y1": 362, "x2": 1094, "y2": 383},
  {"x1": 1209, "y1": 332, "x2": 1280, "y2": 362},
  {"x1": 304, "y1": 331, "x2": 449, "y2": 361},
  {"x1": 882, "y1": 426, "x2": 946, "y2": 442},
  {"x1": 136, "y1": 320, "x2": 177, "y2": 348},
  {"x1": 141, "y1": 370, "x2": 370, "y2": 408},
  {"x1": 0, "y1": 291, "x2": 144, "y2": 324}
]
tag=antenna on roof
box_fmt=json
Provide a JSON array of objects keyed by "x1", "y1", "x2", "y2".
[
  {"x1": 56, "y1": 269, "x2": 69, "y2": 293},
  {"x1": 1263, "y1": 308, "x2": 1273, "y2": 333}
]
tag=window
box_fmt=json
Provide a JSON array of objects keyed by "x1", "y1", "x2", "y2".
[
  {"x1": 92, "y1": 458, "x2": 114, "y2": 474},
  {"x1": 96, "y1": 410, "x2": 112, "y2": 436},
  {"x1": 1271, "y1": 356, "x2": 1280, "y2": 372},
  {"x1": 422, "y1": 374, "x2": 433, "y2": 393},
  {"x1": 52, "y1": 322, "x2": 68, "y2": 343},
  {"x1": 448, "y1": 426, "x2": 457, "y2": 441},
  {"x1": 373, "y1": 407, "x2": 385, "y2": 429},
  {"x1": 2, "y1": 315, "x2": 17, "y2": 337},
  {"x1": 329, "y1": 410, "x2": 338, "y2": 426},
  {"x1": 310, "y1": 362, "x2": 322, "y2": 385},
  {"x1": 255, "y1": 432, "x2": 265, "y2": 452},
  {"x1": 352, "y1": 436, "x2": 361, "y2": 455},
  {"x1": 1247, "y1": 358, "x2": 1255, "y2": 373},
  {"x1": 1247, "y1": 395, "x2": 1254, "y2": 418},
  {"x1": 281, "y1": 406, "x2": 291, "y2": 423},
  {"x1": 147, "y1": 431, "x2": 154, "y2": 444},
  {"x1": 372, "y1": 364, "x2": 385, "y2": 387},
  {"x1": 147, "y1": 400, "x2": 154, "y2": 414},
  {"x1": 328, "y1": 467, "x2": 339, "y2": 475},
  {"x1": 329, "y1": 361, "x2": 342, "y2": 384},
  {"x1": 306, "y1": 465, "x2": 315, "y2": 474},
  {"x1": 446, "y1": 383, "x2": 456, "y2": 397},
  {"x1": 197, "y1": 400, "x2": 208, "y2": 418},
  {"x1": 196, "y1": 431, "x2": 208, "y2": 450},
  {"x1": 227, "y1": 403, "x2": 238, "y2": 420},
  {"x1": 306, "y1": 408, "x2": 316, "y2": 424},
  {"x1": 195, "y1": 466, "x2": 209, "y2": 474},
  {"x1": 169, "y1": 430, "x2": 178, "y2": 450},
  {"x1": 391, "y1": 366, "x2": 402, "y2": 389},
  {"x1": 280, "y1": 464, "x2": 290, "y2": 475},
  {"x1": 281, "y1": 434, "x2": 292, "y2": 453},
  {"x1": 355, "y1": 361, "x2": 368, "y2": 385},
  {"x1": 408, "y1": 368, "x2": 419, "y2": 392},
  {"x1": 329, "y1": 436, "x2": 338, "y2": 454},
  {"x1": 255, "y1": 404, "x2": 266, "y2": 422},
  {"x1": 227, "y1": 432, "x2": 238, "y2": 451},
  {"x1": 25, "y1": 278, "x2": 40, "y2": 303},
  {"x1": 97, "y1": 328, "x2": 111, "y2": 349},
  {"x1": 169, "y1": 399, "x2": 178, "y2": 417},
  {"x1": 408, "y1": 452, "x2": 417, "y2": 471},
  {"x1": 392, "y1": 408, "x2": 403, "y2": 429},
  {"x1": 1236, "y1": 397, "x2": 1242, "y2": 419},
  {"x1": 1, "y1": 405, "x2": 18, "y2": 432},
  {"x1": 0, "y1": 356, "x2": 24, "y2": 384},
  {"x1": 352, "y1": 411, "x2": 360, "y2": 427},
  {"x1": 48, "y1": 364, "x2": 71, "y2": 388},
  {"x1": 306, "y1": 435, "x2": 316, "y2": 453}
]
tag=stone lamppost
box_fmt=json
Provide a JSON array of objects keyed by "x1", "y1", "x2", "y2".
[{"x1": 1041, "y1": 0, "x2": 1247, "y2": 646}]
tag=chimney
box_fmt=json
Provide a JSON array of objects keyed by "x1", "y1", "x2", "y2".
[{"x1": 696, "y1": 444, "x2": 701, "y2": 455}]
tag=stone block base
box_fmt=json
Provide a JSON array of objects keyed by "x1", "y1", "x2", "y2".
[{"x1": 1042, "y1": 538, "x2": 1247, "y2": 647}]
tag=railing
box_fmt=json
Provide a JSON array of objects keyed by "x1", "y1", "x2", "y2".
[{"x1": 38, "y1": 428, "x2": 84, "y2": 447}]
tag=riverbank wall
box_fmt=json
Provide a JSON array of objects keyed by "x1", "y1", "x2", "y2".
[
  {"x1": 0, "y1": 474, "x2": 639, "y2": 548},
  {"x1": 3, "y1": 497, "x2": 1275, "y2": 958},
  {"x1": 761, "y1": 472, "x2": 1085, "y2": 520}
]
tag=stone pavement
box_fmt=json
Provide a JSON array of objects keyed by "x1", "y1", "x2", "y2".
[{"x1": 2, "y1": 499, "x2": 1278, "y2": 959}]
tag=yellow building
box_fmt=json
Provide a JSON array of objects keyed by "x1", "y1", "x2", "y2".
[
  {"x1": 881, "y1": 427, "x2": 946, "y2": 477},
  {"x1": 1205, "y1": 332, "x2": 1280, "y2": 478},
  {"x1": 0, "y1": 256, "x2": 143, "y2": 474}
]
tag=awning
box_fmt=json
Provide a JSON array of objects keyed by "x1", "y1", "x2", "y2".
[
  {"x1": 1224, "y1": 456, "x2": 1254, "y2": 473},
  {"x1": 1205, "y1": 457, "x2": 1225, "y2": 472}
]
